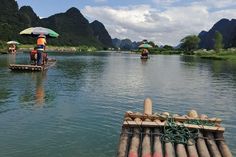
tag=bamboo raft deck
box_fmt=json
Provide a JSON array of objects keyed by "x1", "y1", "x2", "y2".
[
  {"x1": 9, "y1": 59, "x2": 56, "y2": 72},
  {"x1": 117, "y1": 98, "x2": 232, "y2": 157}
]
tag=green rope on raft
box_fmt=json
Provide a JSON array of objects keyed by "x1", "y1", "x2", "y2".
[
  {"x1": 161, "y1": 117, "x2": 199, "y2": 145},
  {"x1": 184, "y1": 119, "x2": 215, "y2": 126}
]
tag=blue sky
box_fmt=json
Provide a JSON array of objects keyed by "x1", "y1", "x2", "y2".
[{"x1": 16, "y1": 0, "x2": 236, "y2": 46}]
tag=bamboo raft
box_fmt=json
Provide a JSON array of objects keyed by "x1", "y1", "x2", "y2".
[
  {"x1": 140, "y1": 56, "x2": 150, "y2": 59},
  {"x1": 9, "y1": 59, "x2": 56, "y2": 71},
  {"x1": 117, "y1": 98, "x2": 232, "y2": 157}
]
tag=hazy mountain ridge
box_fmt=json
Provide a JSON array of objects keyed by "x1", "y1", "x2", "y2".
[{"x1": 112, "y1": 38, "x2": 140, "y2": 50}]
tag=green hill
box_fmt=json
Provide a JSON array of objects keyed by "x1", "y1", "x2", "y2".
[{"x1": 0, "y1": 0, "x2": 113, "y2": 49}]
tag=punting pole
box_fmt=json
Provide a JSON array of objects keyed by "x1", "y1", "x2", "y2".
[
  {"x1": 153, "y1": 120, "x2": 163, "y2": 157},
  {"x1": 117, "y1": 126, "x2": 130, "y2": 157},
  {"x1": 205, "y1": 132, "x2": 222, "y2": 157},
  {"x1": 128, "y1": 117, "x2": 142, "y2": 157},
  {"x1": 215, "y1": 132, "x2": 232, "y2": 157},
  {"x1": 197, "y1": 131, "x2": 211, "y2": 157}
]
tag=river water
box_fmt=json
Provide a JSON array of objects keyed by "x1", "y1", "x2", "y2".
[{"x1": 0, "y1": 52, "x2": 235, "y2": 156}]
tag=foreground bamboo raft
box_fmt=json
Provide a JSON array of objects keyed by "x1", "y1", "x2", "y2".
[
  {"x1": 9, "y1": 59, "x2": 56, "y2": 71},
  {"x1": 117, "y1": 98, "x2": 232, "y2": 157}
]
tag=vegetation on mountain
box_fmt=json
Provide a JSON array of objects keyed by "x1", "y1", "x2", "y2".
[
  {"x1": 90, "y1": 20, "x2": 113, "y2": 48},
  {"x1": 199, "y1": 19, "x2": 236, "y2": 49},
  {"x1": 214, "y1": 31, "x2": 223, "y2": 53},
  {"x1": 0, "y1": 0, "x2": 113, "y2": 49}
]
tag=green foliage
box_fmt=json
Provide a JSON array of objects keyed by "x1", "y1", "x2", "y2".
[
  {"x1": 148, "y1": 41, "x2": 156, "y2": 47},
  {"x1": 148, "y1": 46, "x2": 181, "y2": 55},
  {"x1": 180, "y1": 35, "x2": 200, "y2": 54},
  {"x1": 76, "y1": 45, "x2": 97, "y2": 52},
  {"x1": 0, "y1": 40, "x2": 6, "y2": 50},
  {"x1": 194, "y1": 49, "x2": 236, "y2": 60},
  {"x1": 214, "y1": 31, "x2": 223, "y2": 53},
  {"x1": 163, "y1": 45, "x2": 173, "y2": 50},
  {"x1": 0, "y1": 0, "x2": 110, "y2": 49}
]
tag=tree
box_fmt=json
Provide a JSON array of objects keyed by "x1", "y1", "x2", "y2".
[
  {"x1": 180, "y1": 35, "x2": 200, "y2": 54},
  {"x1": 148, "y1": 41, "x2": 156, "y2": 47},
  {"x1": 214, "y1": 31, "x2": 223, "y2": 53},
  {"x1": 163, "y1": 45, "x2": 173, "y2": 50}
]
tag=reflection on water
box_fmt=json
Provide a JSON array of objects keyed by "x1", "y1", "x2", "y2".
[
  {"x1": 7, "y1": 54, "x2": 16, "y2": 64},
  {"x1": 0, "y1": 53, "x2": 235, "y2": 156},
  {"x1": 35, "y1": 72, "x2": 46, "y2": 106},
  {"x1": 141, "y1": 58, "x2": 148, "y2": 65},
  {"x1": 18, "y1": 72, "x2": 48, "y2": 107}
]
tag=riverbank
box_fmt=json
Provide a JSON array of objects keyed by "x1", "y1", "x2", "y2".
[
  {"x1": 18, "y1": 44, "x2": 98, "y2": 53},
  {"x1": 194, "y1": 49, "x2": 236, "y2": 61}
]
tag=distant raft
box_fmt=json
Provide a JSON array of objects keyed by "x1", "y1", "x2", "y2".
[
  {"x1": 9, "y1": 59, "x2": 56, "y2": 71},
  {"x1": 140, "y1": 56, "x2": 150, "y2": 59}
]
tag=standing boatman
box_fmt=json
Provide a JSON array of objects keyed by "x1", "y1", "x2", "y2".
[{"x1": 36, "y1": 34, "x2": 47, "y2": 65}]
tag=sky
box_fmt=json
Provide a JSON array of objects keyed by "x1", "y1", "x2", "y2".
[{"x1": 16, "y1": 0, "x2": 236, "y2": 46}]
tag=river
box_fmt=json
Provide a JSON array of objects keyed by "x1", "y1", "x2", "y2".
[{"x1": 0, "y1": 52, "x2": 235, "y2": 156}]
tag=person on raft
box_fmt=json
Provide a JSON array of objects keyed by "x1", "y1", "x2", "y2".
[
  {"x1": 8, "y1": 44, "x2": 16, "y2": 54},
  {"x1": 36, "y1": 34, "x2": 47, "y2": 65},
  {"x1": 141, "y1": 49, "x2": 149, "y2": 57},
  {"x1": 30, "y1": 47, "x2": 37, "y2": 65}
]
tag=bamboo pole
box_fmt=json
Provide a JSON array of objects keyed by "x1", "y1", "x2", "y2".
[
  {"x1": 186, "y1": 111, "x2": 199, "y2": 157},
  {"x1": 144, "y1": 98, "x2": 152, "y2": 115},
  {"x1": 141, "y1": 98, "x2": 152, "y2": 157},
  {"x1": 215, "y1": 132, "x2": 232, "y2": 157},
  {"x1": 117, "y1": 127, "x2": 130, "y2": 157},
  {"x1": 122, "y1": 121, "x2": 225, "y2": 131},
  {"x1": 176, "y1": 144, "x2": 188, "y2": 157},
  {"x1": 164, "y1": 140, "x2": 175, "y2": 157},
  {"x1": 197, "y1": 131, "x2": 211, "y2": 157},
  {"x1": 128, "y1": 118, "x2": 142, "y2": 157},
  {"x1": 187, "y1": 139, "x2": 199, "y2": 157},
  {"x1": 205, "y1": 132, "x2": 222, "y2": 157},
  {"x1": 153, "y1": 126, "x2": 163, "y2": 157},
  {"x1": 175, "y1": 110, "x2": 198, "y2": 157},
  {"x1": 142, "y1": 120, "x2": 151, "y2": 157},
  {"x1": 124, "y1": 113, "x2": 222, "y2": 123}
]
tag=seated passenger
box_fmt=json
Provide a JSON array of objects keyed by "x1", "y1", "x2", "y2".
[{"x1": 30, "y1": 47, "x2": 37, "y2": 65}]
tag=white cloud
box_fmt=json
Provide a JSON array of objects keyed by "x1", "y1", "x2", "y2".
[
  {"x1": 192, "y1": 0, "x2": 236, "y2": 9},
  {"x1": 82, "y1": 3, "x2": 236, "y2": 46}
]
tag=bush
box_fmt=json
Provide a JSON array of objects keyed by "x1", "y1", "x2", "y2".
[{"x1": 0, "y1": 40, "x2": 6, "y2": 50}]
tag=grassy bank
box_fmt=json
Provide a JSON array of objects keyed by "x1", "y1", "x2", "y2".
[
  {"x1": 132, "y1": 48, "x2": 182, "y2": 55},
  {"x1": 18, "y1": 44, "x2": 98, "y2": 52},
  {"x1": 194, "y1": 49, "x2": 236, "y2": 61}
]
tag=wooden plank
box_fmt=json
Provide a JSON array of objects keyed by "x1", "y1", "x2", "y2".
[
  {"x1": 123, "y1": 121, "x2": 225, "y2": 132},
  {"x1": 124, "y1": 113, "x2": 222, "y2": 123}
]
